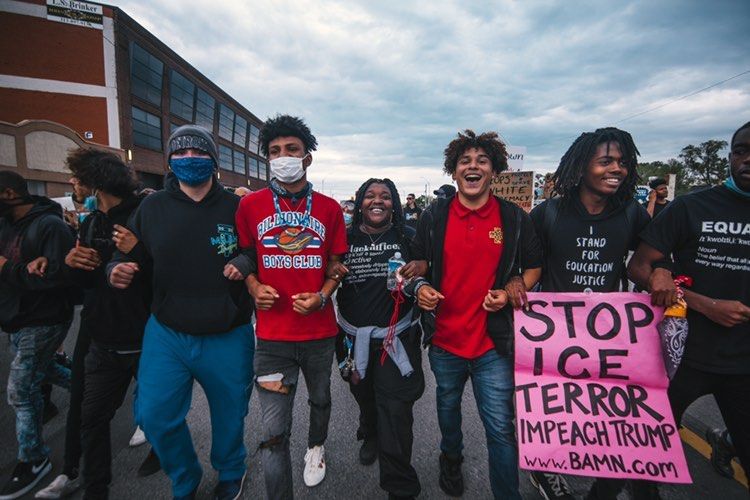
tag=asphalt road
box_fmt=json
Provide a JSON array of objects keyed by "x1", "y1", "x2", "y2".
[{"x1": 1, "y1": 311, "x2": 747, "y2": 499}]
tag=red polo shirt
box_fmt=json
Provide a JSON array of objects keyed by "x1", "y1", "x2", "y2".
[{"x1": 433, "y1": 195, "x2": 503, "y2": 359}]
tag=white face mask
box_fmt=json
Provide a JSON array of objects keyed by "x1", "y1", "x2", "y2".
[{"x1": 270, "y1": 155, "x2": 307, "y2": 184}]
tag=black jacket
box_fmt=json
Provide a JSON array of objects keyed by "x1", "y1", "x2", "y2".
[
  {"x1": 109, "y1": 174, "x2": 252, "y2": 335},
  {"x1": 0, "y1": 197, "x2": 75, "y2": 332},
  {"x1": 408, "y1": 195, "x2": 542, "y2": 355},
  {"x1": 70, "y1": 195, "x2": 151, "y2": 350}
]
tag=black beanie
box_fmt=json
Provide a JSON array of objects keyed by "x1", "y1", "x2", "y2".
[{"x1": 168, "y1": 124, "x2": 219, "y2": 167}]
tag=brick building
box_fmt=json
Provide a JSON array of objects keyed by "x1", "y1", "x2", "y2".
[{"x1": 0, "y1": 0, "x2": 268, "y2": 195}]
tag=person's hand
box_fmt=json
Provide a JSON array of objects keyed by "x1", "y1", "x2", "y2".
[
  {"x1": 703, "y1": 300, "x2": 750, "y2": 328},
  {"x1": 112, "y1": 224, "x2": 138, "y2": 254},
  {"x1": 63, "y1": 210, "x2": 79, "y2": 230},
  {"x1": 109, "y1": 262, "x2": 139, "y2": 289},
  {"x1": 223, "y1": 264, "x2": 244, "y2": 281},
  {"x1": 399, "y1": 260, "x2": 427, "y2": 280},
  {"x1": 27, "y1": 257, "x2": 48, "y2": 277},
  {"x1": 504, "y1": 276, "x2": 529, "y2": 310},
  {"x1": 291, "y1": 292, "x2": 322, "y2": 315},
  {"x1": 250, "y1": 282, "x2": 280, "y2": 310},
  {"x1": 483, "y1": 289, "x2": 508, "y2": 312},
  {"x1": 326, "y1": 261, "x2": 349, "y2": 281},
  {"x1": 65, "y1": 245, "x2": 101, "y2": 271},
  {"x1": 647, "y1": 190, "x2": 657, "y2": 203},
  {"x1": 417, "y1": 285, "x2": 444, "y2": 311},
  {"x1": 648, "y1": 268, "x2": 678, "y2": 306}
]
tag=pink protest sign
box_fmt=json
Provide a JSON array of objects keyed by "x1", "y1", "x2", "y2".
[{"x1": 514, "y1": 292, "x2": 691, "y2": 483}]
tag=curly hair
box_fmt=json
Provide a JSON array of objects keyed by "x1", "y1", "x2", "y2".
[
  {"x1": 260, "y1": 114, "x2": 318, "y2": 157},
  {"x1": 443, "y1": 130, "x2": 509, "y2": 175},
  {"x1": 66, "y1": 148, "x2": 138, "y2": 199},
  {"x1": 352, "y1": 178, "x2": 405, "y2": 232},
  {"x1": 551, "y1": 127, "x2": 641, "y2": 206}
]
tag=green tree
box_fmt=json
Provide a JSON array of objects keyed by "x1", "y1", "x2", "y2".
[
  {"x1": 679, "y1": 140, "x2": 728, "y2": 188},
  {"x1": 637, "y1": 159, "x2": 688, "y2": 195}
]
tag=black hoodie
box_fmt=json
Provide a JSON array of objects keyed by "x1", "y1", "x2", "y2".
[
  {"x1": 109, "y1": 174, "x2": 252, "y2": 335},
  {"x1": 70, "y1": 195, "x2": 152, "y2": 350},
  {"x1": 0, "y1": 196, "x2": 75, "y2": 332}
]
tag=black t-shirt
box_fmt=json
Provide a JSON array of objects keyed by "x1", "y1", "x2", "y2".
[
  {"x1": 336, "y1": 225, "x2": 414, "y2": 327},
  {"x1": 403, "y1": 205, "x2": 422, "y2": 230},
  {"x1": 530, "y1": 197, "x2": 650, "y2": 293},
  {"x1": 639, "y1": 185, "x2": 750, "y2": 374},
  {"x1": 642, "y1": 199, "x2": 670, "y2": 218}
]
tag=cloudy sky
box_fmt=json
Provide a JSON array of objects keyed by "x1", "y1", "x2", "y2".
[{"x1": 111, "y1": 0, "x2": 749, "y2": 199}]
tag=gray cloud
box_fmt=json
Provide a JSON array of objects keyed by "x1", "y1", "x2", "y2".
[{"x1": 111, "y1": 0, "x2": 750, "y2": 197}]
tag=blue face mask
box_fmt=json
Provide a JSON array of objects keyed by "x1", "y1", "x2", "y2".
[
  {"x1": 343, "y1": 213, "x2": 353, "y2": 226},
  {"x1": 169, "y1": 157, "x2": 215, "y2": 186},
  {"x1": 724, "y1": 170, "x2": 750, "y2": 198},
  {"x1": 83, "y1": 195, "x2": 98, "y2": 212}
]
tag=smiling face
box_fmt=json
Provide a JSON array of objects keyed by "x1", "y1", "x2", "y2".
[
  {"x1": 581, "y1": 141, "x2": 628, "y2": 198},
  {"x1": 730, "y1": 128, "x2": 750, "y2": 192},
  {"x1": 361, "y1": 182, "x2": 393, "y2": 228},
  {"x1": 655, "y1": 184, "x2": 668, "y2": 200},
  {"x1": 452, "y1": 147, "x2": 493, "y2": 205}
]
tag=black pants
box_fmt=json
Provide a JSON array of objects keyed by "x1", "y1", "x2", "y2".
[
  {"x1": 669, "y1": 363, "x2": 750, "y2": 493},
  {"x1": 347, "y1": 329, "x2": 425, "y2": 498},
  {"x1": 80, "y1": 344, "x2": 139, "y2": 500},
  {"x1": 63, "y1": 324, "x2": 91, "y2": 477}
]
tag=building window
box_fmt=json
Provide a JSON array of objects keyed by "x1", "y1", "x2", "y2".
[
  {"x1": 195, "y1": 88, "x2": 215, "y2": 131},
  {"x1": 130, "y1": 42, "x2": 163, "y2": 107},
  {"x1": 169, "y1": 122, "x2": 180, "y2": 134},
  {"x1": 169, "y1": 70, "x2": 195, "y2": 121},
  {"x1": 27, "y1": 180, "x2": 46, "y2": 196},
  {"x1": 132, "y1": 106, "x2": 162, "y2": 151},
  {"x1": 263, "y1": 161, "x2": 269, "y2": 180},
  {"x1": 233, "y1": 151, "x2": 246, "y2": 175},
  {"x1": 233, "y1": 116, "x2": 247, "y2": 147},
  {"x1": 219, "y1": 145, "x2": 233, "y2": 171},
  {"x1": 248, "y1": 124, "x2": 260, "y2": 154},
  {"x1": 248, "y1": 157, "x2": 259, "y2": 178},
  {"x1": 218, "y1": 104, "x2": 234, "y2": 141}
]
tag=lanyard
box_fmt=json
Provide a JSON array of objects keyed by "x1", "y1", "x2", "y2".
[{"x1": 272, "y1": 190, "x2": 313, "y2": 228}]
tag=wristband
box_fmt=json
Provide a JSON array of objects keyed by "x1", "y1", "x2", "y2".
[{"x1": 317, "y1": 291, "x2": 328, "y2": 309}]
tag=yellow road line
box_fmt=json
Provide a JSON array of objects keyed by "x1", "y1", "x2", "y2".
[{"x1": 679, "y1": 427, "x2": 747, "y2": 488}]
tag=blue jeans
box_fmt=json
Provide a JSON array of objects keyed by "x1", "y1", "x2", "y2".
[
  {"x1": 7, "y1": 323, "x2": 71, "y2": 462},
  {"x1": 135, "y1": 316, "x2": 255, "y2": 497},
  {"x1": 428, "y1": 346, "x2": 520, "y2": 500}
]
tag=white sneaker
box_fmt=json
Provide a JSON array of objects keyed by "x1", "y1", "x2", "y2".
[
  {"x1": 303, "y1": 445, "x2": 326, "y2": 487},
  {"x1": 129, "y1": 426, "x2": 146, "y2": 447},
  {"x1": 34, "y1": 474, "x2": 80, "y2": 499}
]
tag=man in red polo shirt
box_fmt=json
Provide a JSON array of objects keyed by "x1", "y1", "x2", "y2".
[{"x1": 410, "y1": 130, "x2": 542, "y2": 499}]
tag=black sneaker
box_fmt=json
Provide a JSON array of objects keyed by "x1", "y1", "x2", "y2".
[
  {"x1": 438, "y1": 453, "x2": 463, "y2": 497},
  {"x1": 214, "y1": 471, "x2": 246, "y2": 500},
  {"x1": 0, "y1": 457, "x2": 52, "y2": 500},
  {"x1": 54, "y1": 352, "x2": 73, "y2": 370},
  {"x1": 529, "y1": 470, "x2": 574, "y2": 500},
  {"x1": 137, "y1": 448, "x2": 161, "y2": 477},
  {"x1": 706, "y1": 428, "x2": 736, "y2": 479},
  {"x1": 359, "y1": 436, "x2": 378, "y2": 466}
]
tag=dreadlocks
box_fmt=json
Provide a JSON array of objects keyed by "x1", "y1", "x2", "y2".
[
  {"x1": 260, "y1": 114, "x2": 318, "y2": 157},
  {"x1": 352, "y1": 178, "x2": 405, "y2": 235},
  {"x1": 551, "y1": 127, "x2": 641, "y2": 205},
  {"x1": 443, "y1": 129, "x2": 509, "y2": 175}
]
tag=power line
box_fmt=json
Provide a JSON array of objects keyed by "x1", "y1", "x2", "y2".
[
  {"x1": 614, "y1": 69, "x2": 750, "y2": 125},
  {"x1": 525, "y1": 69, "x2": 750, "y2": 149}
]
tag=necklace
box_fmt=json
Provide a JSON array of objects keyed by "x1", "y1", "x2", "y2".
[
  {"x1": 361, "y1": 223, "x2": 392, "y2": 246},
  {"x1": 279, "y1": 196, "x2": 305, "y2": 212}
]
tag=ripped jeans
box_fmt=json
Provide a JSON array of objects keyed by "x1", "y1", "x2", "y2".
[
  {"x1": 7, "y1": 323, "x2": 71, "y2": 462},
  {"x1": 254, "y1": 336, "x2": 335, "y2": 500}
]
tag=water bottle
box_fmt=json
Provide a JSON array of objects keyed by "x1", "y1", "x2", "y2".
[{"x1": 387, "y1": 251, "x2": 406, "y2": 291}]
